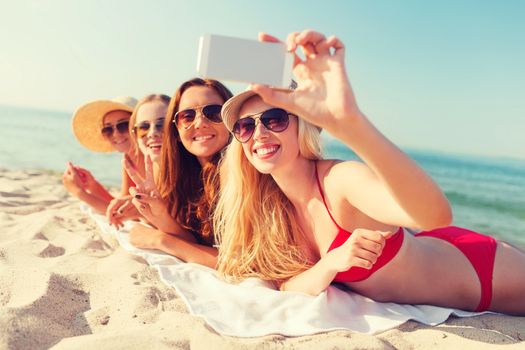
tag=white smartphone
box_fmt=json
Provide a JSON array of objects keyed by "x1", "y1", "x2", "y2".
[{"x1": 197, "y1": 34, "x2": 294, "y2": 89}]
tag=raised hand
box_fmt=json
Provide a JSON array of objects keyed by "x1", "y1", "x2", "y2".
[
  {"x1": 123, "y1": 154, "x2": 175, "y2": 231},
  {"x1": 322, "y1": 228, "x2": 393, "y2": 272},
  {"x1": 62, "y1": 162, "x2": 85, "y2": 196},
  {"x1": 252, "y1": 30, "x2": 361, "y2": 133}
]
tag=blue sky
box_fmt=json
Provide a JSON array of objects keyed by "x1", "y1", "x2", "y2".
[{"x1": 1, "y1": 0, "x2": 524, "y2": 159}]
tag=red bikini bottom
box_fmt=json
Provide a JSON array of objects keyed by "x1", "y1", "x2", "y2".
[{"x1": 416, "y1": 226, "x2": 497, "y2": 311}]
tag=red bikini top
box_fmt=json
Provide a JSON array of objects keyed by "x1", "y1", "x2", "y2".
[{"x1": 315, "y1": 162, "x2": 404, "y2": 283}]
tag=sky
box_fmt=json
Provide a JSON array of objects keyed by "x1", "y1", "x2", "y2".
[{"x1": 1, "y1": 0, "x2": 524, "y2": 159}]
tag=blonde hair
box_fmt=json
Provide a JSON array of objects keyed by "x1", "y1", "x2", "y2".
[{"x1": 214, "y1": 114, "x2": 323, "y2": 283}]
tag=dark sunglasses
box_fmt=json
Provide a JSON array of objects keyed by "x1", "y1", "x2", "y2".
[
  {"x1": 101, "y1": 120, "x2": 130, "y2": 138},
  {"x1": 173, "y1": 104, "x2": 223, "y2": 129},
  {"x1": 132, "y1": 118, "x2": 165, "y2": 139},
  {"x1": 232, "y1": 108, "x2": 292, "y2": 143}
]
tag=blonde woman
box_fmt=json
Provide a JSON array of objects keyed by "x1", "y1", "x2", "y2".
[
  {"x1": 214, "y1": 30, "x2": 525, "y2": 315},
  {"x1": 106, "y1": 94, "x2": 170, "y2": 228},
  {"x1": 64, "y1": 96, "x2": 140, "y2": 215}
]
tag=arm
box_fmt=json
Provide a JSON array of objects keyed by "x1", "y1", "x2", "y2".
[
  {"x1": 62, "y1": 163, "x2": 112, "y2": 214},
  {"x1": 255, "y1": 30, "x2": 451, "y2": 230},
  {"x1": 281, "y1": 229, "x2": 392, "y2": 295},
  {"x1": 129, "y1": 224, "x2": 218, "y2": 268}
]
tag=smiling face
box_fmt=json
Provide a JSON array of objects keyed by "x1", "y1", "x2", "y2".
[
  {"x1": 102, "y1": 110, "x2": 132, "y2": 153},
  {"x1": 238, "y1": 96, "x2": 300, "y2": 174},
  {"x1": 176, "y1": 86, "x2": 230, "y2": 165},
  {"x1": 134, "y1": 100, "x2": 168, "y2": 163}
]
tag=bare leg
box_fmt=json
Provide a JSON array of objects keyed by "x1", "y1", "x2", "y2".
[{"x1": 490, "y1": 242, "x2": 525, "y2": 315}]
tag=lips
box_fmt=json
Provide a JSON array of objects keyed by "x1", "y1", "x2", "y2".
[
  {"x1": 147, "y1": 141, "x2": 162, "y2": 152},
  {"x1": 252, "y1": 144, "x2": 280, "y2": 159},
  {"x1": 193, "y1": 134, "x2": 215, "y2": 141},
  {"x1": 112, "y1": 138, "x2": 129, "y2": 145}
]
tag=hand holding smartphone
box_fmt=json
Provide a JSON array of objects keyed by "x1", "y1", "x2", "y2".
[{"x1": 197, "y1": 34, "x2": 294, "y2": 89}]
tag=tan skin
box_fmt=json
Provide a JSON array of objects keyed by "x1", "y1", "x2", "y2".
[
  {"x1": 235, "y1": 30, "x2": 525, "y2": 315},
  {"x1": 63, "y1": 110, "x2": 138, "y2": 215},
  {"x1": 107, "y1": 100, "x2": 168, "y2": 229},
  {"x1": 125, "y1": 86, "x2": 230, "y2": 268}
]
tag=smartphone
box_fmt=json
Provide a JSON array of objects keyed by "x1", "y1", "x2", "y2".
[{"x1": 197, "y1": 34, "x2": 294, "y2": 89}]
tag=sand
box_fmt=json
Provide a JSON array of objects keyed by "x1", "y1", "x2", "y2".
[{"x1": 0, "y1": 168, "x2": 524, "y2": 350}]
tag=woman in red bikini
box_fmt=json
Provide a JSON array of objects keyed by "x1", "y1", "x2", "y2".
[{"x1": 214, "y1": 30, "x2": 525, "y2": 314}]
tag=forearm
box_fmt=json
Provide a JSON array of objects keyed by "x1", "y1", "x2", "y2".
[
  {"x1": 87, "y1": 181, "x2": 114, "y2": 202},
  {"x1": 330, "y1": 113, "x2": 452, "y2": 229},
  {"x1": 75, "y1": 189, "x2": 111, "y2": 214},
  {"x1": 158, "y1": 234, "x2": 218, "y2": 269},
  {"x1": 280, "y1": 258, "x2": 337, "y2": 296}
]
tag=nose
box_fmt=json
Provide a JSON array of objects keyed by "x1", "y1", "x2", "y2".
[
  {"x1": 148, "y1": 121, "x2": 162, "y2": 138},
  {"x1": 193, "y1": 111, "x2": 210, "y2": 129},
  {"x1": 252, "y1": 119, "x2": 269, "y2": 141}
]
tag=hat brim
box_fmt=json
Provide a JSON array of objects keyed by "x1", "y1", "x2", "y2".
[
  {"x1": 221, "y1": 90, "x2": 260, "y2": 132},
  {"x1": 72, "y1": 100, "x2": 135, "y2": 152}
]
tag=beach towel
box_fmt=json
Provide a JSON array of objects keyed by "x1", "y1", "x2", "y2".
[{"x1": 84, "y1": 206, "x2": 486, "y2": 337}]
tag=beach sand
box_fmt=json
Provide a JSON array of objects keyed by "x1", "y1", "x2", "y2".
[{"x1": 0, "y1": 168, "x2": 524, "y2": 350}]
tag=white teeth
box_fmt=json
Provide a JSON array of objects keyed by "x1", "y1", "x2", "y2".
[
  {"x1": 194, "y1": 135, "x2": 214, "y2": 141},
  {"x1": 255, "y1": 146, "x2": 279, "y2": 155}
]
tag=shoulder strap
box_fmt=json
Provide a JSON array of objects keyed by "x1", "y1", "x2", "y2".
[{"x1": 314, "y1": 161, "x2": 344, "y2": 230}]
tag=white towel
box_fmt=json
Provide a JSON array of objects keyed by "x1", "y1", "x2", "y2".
[{"x1": 84, "y1": 206, "x2": 486, "y2": 337}]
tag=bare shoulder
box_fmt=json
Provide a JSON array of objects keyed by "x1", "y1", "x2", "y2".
[{"x1": 317, "y1": 159, "x2": 372, "y2": 183}]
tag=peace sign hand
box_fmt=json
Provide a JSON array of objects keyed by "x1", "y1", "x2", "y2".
[{"x1": 123, "y1": 154, "x2": 173, "y2": 230}]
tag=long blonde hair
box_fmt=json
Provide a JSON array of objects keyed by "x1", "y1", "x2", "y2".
[{"x1": 214, "y1": 114, "x2": 323, "y2": 283}]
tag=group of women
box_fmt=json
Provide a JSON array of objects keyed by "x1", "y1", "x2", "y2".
[{"x1": 63, "y1": 30, "x2": 525, "y2": 316}]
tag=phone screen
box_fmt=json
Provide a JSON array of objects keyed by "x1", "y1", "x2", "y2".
[{"x1": 197, "y1": 34, "x2": 294, "y2": 89}]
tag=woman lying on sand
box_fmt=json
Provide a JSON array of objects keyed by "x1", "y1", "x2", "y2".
[
  {"x1": 124, "y1": 78, "x2": 232, "y2": 268},
  {"x1": 63, "y1": 96, "x2": 142, "y2": 217},
  {"x1": 214, "y1": 30, "x2": 525, "y2": 314}
]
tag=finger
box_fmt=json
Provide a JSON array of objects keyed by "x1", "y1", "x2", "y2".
[
  {"x1": 145, "y1": 155, "x2": 155, "y2": 185},
  {"x1": 355, "y1": 229, "x2": 387, "y2": 246},
  {"x1": 295, "y1": 30, "x2": 326, "y2": 48},
  {"x1": 358, "y1": 239, "x2": 384, "y2": 255},
  {"x1": 313, "y1": 38, "x2": 330, "y2": 55},
  {"x1": 131, "y1": 198, "x2": 147, "y2": 212},
  {"x1": 354, "y1": 249, "x2": 379, "y2": 266},
  {"x1": 117, "y1": 200, "x2": 133, "y2": 215},
  {"x1": 258, "y1": 32, "x2": 281, "y2": 43},
  {"x1": 285, "y1": 32, "x2": 303, "y2": 66},
  {"x1": 379, "y1": 230, "x2": 395, "y2": 240},
  {"x1": 352, "y1": 256, "x2": 375, "y2": 270},
  {"x1": 325, "y1": 35, "x2": 345, "y2": 59},
  {"x1": 128, "y1": 186, "x2": 138, "y2": 197},
  {"x1": 131, "y1": 192, "x2": 149, "y2": 204},
  {"x1": 286, "y1": 32, "x2": 300, "y2": 51},
  {"x1": 300, "y1": 42, "x2": 317, "y2": 59},
  {"x1": 123, "y1": 155, "x2": 144, "y2": 186}
]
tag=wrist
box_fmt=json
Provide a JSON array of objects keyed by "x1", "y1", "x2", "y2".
[{"x1": 318, "y1": 254, "x2": 339, "y2": 275}]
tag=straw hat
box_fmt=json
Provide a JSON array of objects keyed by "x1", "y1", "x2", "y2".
[{"x1": 72, "y1": 96, "x2": 138, "y2": 152}]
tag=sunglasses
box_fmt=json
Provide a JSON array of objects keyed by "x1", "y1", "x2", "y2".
[
  {"x1": 101, "y1": 120, "x2": 130, "y2": 138},
  {"x1": 132, "y1": 118, "x2": 165, "y2": 139},
  {"x1": 173, "y1": 104, "x2": 223, "y2": 129},
  {"x1": 232, "y1": 108, "x2": 292, "y2": 143}
]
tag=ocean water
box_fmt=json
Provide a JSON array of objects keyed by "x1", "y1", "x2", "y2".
[{"x1": 1, "y1": 105, "x2": 524, "y2": 247}]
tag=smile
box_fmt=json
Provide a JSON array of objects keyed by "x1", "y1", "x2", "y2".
[
  {"x1": 253, "y1": 144, "x2": 280, "y2": 158},
  {"x1": 193, "y1": 135, "x2": 215, "y2": 141}
]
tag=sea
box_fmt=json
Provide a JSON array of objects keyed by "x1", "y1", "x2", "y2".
[{"x1": 1, "y1": 104, "x2": 524, "y2": 248}]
